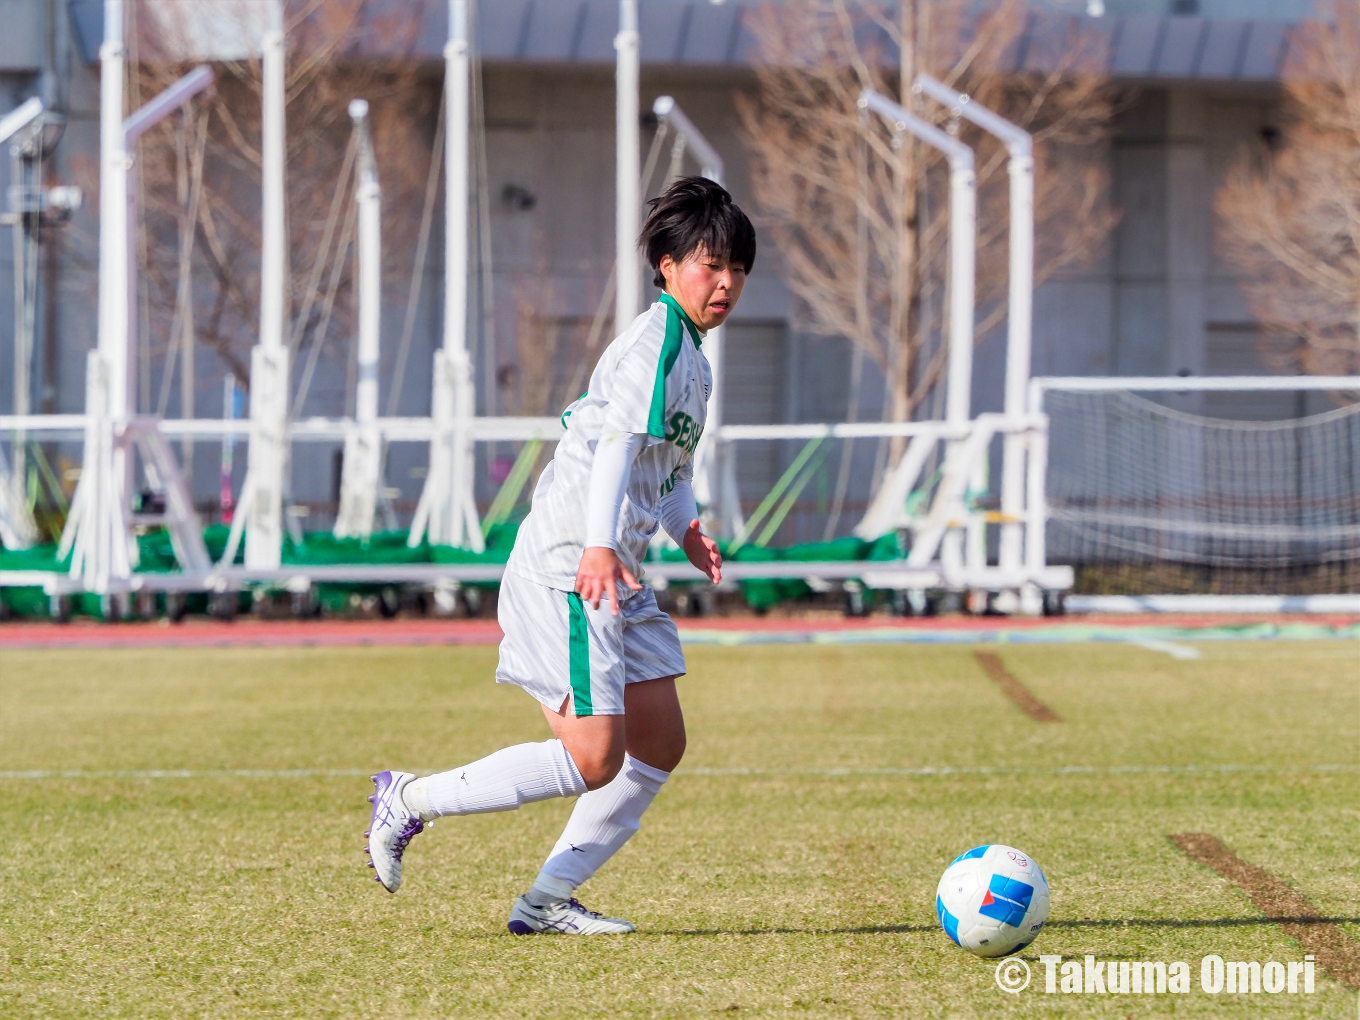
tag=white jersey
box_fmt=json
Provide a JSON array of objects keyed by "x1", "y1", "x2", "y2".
[{"x1": 507, "y1": 294, "x2": 711, "y2": 596}]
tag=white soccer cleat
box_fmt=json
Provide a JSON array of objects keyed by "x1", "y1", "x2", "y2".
[
  {"x1": 507, "y1": 893, "x2": 636, "y2": 935},
  {"x1": 365, "y1": 770, "x2": 424, "y2": 893}
]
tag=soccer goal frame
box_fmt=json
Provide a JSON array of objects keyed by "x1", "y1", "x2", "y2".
[{"x1": 1029, "y1": 374, "x2": 1360, "y2": 611}]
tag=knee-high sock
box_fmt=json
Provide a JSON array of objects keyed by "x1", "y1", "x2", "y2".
[
  {"x1": 532, "y1": 753, "x2": 670, "y2": 896},
  {"x1": 405, "y1": 739, "x2": 586, "y2": 820}
]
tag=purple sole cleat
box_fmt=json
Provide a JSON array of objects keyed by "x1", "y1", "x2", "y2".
[
  {"x1": 507, "y1": 920, "x2": 535, "y2": 935},
  {"x1": 365, "y1": 770, "x2": 422, "y2": 893}
]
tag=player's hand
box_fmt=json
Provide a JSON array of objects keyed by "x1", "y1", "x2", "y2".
[
  {"x1": 682, "y1": 519, "x2": 722, "y2": 584},
  {"x1": 575, "y1": 546, "x2": 642, "y2": 615}
]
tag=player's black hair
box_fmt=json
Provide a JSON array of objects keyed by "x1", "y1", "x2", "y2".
[{"x1": 639, "y1": 176, "x2": 756, "y2": 288}]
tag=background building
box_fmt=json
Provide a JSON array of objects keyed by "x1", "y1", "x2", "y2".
[{"x1": 0, "y1": 0, "x2": 1327, "y2": 539}]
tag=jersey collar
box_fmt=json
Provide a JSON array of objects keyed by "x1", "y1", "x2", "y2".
[{"x1": 660, "y1": 292, "x2": 703, "y2": 348}]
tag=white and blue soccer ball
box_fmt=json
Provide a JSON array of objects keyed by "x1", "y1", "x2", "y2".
[{"x1": 935, "y1": 844, "x2": 1050, "y2": 957}]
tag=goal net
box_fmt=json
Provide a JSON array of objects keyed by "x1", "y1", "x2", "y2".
[{"x1": 1042, "y1": 384, "x2": 1360, "y2": 595}]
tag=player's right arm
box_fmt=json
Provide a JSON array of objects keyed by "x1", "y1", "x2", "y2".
[
  {"x1": 574, "y1": 303, "x2": 673, "y2": 612},
  {"x1": 576, "y1": 429, "x2": 645, "y2": 614}
]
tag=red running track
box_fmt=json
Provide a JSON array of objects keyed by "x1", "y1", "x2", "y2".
[{"x1": 0, "y1": 614, "x2": 1356, "y2": 650}]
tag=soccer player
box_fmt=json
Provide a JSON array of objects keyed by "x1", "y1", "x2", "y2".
[{"x1": 365, "y1": 177, "x2": 755, "y2": 935}]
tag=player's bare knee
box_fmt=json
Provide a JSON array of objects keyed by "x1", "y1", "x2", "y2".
[
  {"x1": 576, "y1": 748, "x2": 625, "y2": 790},
  {"x1": 652, "y1": 729, "x2": 686, "y2": 772},
  {"x1": 669, "y1": 729, "x2": 687, "y2": 768}
]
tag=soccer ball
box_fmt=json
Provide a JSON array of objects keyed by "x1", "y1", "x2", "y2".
[{"x1": 935, "y1": 844, "x2": 1050, "y2": 957}]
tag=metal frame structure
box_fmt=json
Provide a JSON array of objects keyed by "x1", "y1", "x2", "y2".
[
  {"x1": 409, "y1": 0, "x2": 483, "y2": 552},
  {"x1": 0, "y1": 96, "x2": 59, "y2": 549},
  {"x1": 50, "y1": 0, "x2": 215, "y2": 596},
  {"x1": 1029, "y1": 374, "x2": 1360, "y2": 603},
  {"x1": 914, "y1": 75, "x2": 1034, "y2": 590},
  {"x1": 841, "y1": 89, "x2": 1066, "y2": 599},
  {"x1": 853, "y1": 89, "x2": 977, "y2": 551},
  {"x1": 216, "y1": 0, "x2": 288, "y2": 573},
  {"x1": 0, "y1": 6, "x2": 1085, "y2": 612}
]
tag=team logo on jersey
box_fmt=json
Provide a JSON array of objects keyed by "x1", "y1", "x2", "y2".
[{"x1": 663, "y1": 411, "x2": 703, "y2": 456}]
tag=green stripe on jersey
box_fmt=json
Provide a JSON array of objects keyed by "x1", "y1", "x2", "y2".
[
  {"x1": 648, "y1": 295, "x2": 700, "y2": 438},
  {"x1": 561, "y1": 391, "x2": 587, "y2": 429},
  {"x1": 566, "y1": 592, "x2": 593, "y2": 716},
  {"x1": 661, "y1": 292, "x2": 703, "y2": 347}
]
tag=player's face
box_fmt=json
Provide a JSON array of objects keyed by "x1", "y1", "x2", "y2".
[{"x1": 660, "y1": 246, "x2": 746, "y2": 331}]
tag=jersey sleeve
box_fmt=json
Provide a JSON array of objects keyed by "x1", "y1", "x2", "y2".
[
  {"x1": 583, "y1": 431, "x2": 644, "y2": 549},
  {"x1": 599, "y1": 305, "x2": 687, "y2": 439},
  {"x1": 658, "y1": 459, "x2": 698, "y2": 546}
]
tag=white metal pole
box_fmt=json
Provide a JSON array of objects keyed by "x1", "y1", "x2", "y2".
[
  {"x1": 2, "y1": 99, "x2": 46, "y2": 543},
  {"x1": 914, "y1": 76, "x2": 1033, "y2": 578},
  {"x1": 615, "y1": 0, "x2": 640, "y2": 333},
  {"x1": 221, "y1": 372, "x2": 237, "y2": 518},
  {"x1": 858, "y1": 91, "x2": 974, "y2": 424},
  {"x1": 260, "y1": 0, "x2": 286, "y2": 357},
  {"x1": 999, "y1": 145, "x2": 1034, "y2": 575},
  {"x1": 333, "y1": 101, "x2": 382, "y2": 540},
  {"x1": 351, "y1": 102, "x2": 380, "y2": 429},
  {"x1": 446, "y1": 0, "x2": 480, "y2": 550},
  {"x1": 242, "y1": 0, "x2": 289, "y2": 569},
  {"x1": 78, "y1": 0, "x2": 128, "y2": 589},
  {"x1": 97, "y1": 0, "x2": 128, "y2": 418},
  {"x1": 410, "y1": 0, "x2": 481, "y2": 551},
  {"x1": 122, "y1": 64, "x2": 213, "y2": 411},
  {"x1": 12, "y1": 145, "x2": 26, "y2": 439},
  {"x1": 858, "y1": 89, "x2": 975, "y2": 577},
  {"x1": 446, "y1": 1, "x2": 469, "y2": 376},
  {"x1": 945, "y1": 157, "x2": 976, "y2": 425}
]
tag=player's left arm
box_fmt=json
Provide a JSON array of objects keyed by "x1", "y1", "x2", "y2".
[{"x1": 658, "y1": 462, "x2": 721, "y2": 584}]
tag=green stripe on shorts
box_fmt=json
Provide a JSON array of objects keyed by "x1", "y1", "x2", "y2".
[{"x1": 567, "y1": 592, "x2": 593, "y2": 716}]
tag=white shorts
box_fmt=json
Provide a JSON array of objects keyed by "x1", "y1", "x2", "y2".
[{"x1": 495, "y1": 569, "x2": 687, "y2": 717}]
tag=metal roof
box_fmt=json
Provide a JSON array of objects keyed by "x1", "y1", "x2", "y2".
[
  {"x1": 68, "y1": 0, "x2": 1298, "y2": 82},
  {"x1": 464, "y1": 3, "x2": 1295, "y2": 82}
]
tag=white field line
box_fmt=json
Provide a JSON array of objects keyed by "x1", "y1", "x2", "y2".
[
  {"x1": 1132, "y1": 638, "x2": 1203, "y2": 660},
  {"x1": 0, "y1": 764, "x2": 1354, "y2": 781}
]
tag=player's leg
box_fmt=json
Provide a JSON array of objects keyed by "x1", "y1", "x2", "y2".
[
  {"x1": 516, "y1": 590, "x2": 687, "y2": 928},
  {"x1": 537, "y1": 694, "x2": 627, "y2": 789},
  {"x1": 365, "y1": 734, "x2": 587, "y2": 894},
  {"x1": 498, "y1": 589, "x2": 641, "y2": 933},
  {"x1": 526, "y1": 676, "x2": 683, "y2": 894},
  {"x1": 365, "y1": 575, "x2": 619, "y2": 894}
]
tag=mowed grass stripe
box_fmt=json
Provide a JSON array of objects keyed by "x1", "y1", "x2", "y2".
[
  {"x1": 1171, "y1": 832, "x2": 1360, "y2": 990},
  {"x1": 973, "y1": 650, "x2": 1061, "y2": 721}
]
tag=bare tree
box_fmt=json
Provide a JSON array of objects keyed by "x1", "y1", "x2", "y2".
[
  {"x1": 739, "y1": 0, "x2": 1116, "y2": 448},
  {"x1": 119, "y1": 0, "x2": 436, "y2": 416},
  {"x1": 1216, "y1": 6, "x2": 1360, "y2": 378}
]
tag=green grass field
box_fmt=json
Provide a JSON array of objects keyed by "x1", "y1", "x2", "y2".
[{"x1": 0, "y1": 640, "x2": 1356, "y2": 1018}]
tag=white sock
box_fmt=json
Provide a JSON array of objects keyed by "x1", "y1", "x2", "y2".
[
  {"x1": 405, "y1": 740, "x2": 586, "y2": 820},
  {"x1": 531, "y1": 753, "x2": 670, "y2": 898}
]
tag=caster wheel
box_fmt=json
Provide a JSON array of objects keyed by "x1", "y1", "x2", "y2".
[
  {"x1": 50, "y1": 594, "x2": 73, "y2": 624},
  {"x1": 210, "y1": 591, "x2": 238, "y2": 621},
  {"x1": 166, "y1": 591, "x2": 188, "y2": 623}
]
